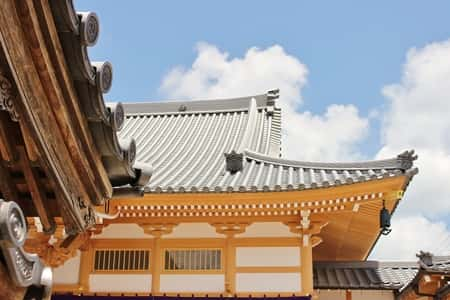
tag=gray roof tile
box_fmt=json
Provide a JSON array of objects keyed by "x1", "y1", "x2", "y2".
[
  {"x1": 121, "y1": 91, "x2": 417, "y2": 193},
  {"x1": 314, "y1": 261, "x2": 419, "y2": 290}
]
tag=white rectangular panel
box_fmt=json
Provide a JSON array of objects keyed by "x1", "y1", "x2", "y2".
[
  {"x1": 236, "y1": 247, "x2": 300, "y2": 267},
  {"x1": 236, "y1": 273, "x2": 301, "y2": 292},
  {"x1": 53, "y1": 251, "x2": 80, "y2": 284},
  {"x1": 89, "y1": 274, "x2": 152, "y2": 292},
  {"x1": 160, "y1": 274, "x2": 225, "y2": 292}
]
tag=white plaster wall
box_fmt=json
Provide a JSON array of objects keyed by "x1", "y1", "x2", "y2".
[
  {"x1": 236, "y1": 247, "x2": 300, "y2": 267},
  {"x1": 160, "y1": 274, "x2": 225, "y2": 292},
  {"x1": 236, "y1": 273, "x2": 301, "y2": 292},
  {"x1": 52, "y1": 250, "x2": 81, "y2": 284},
  {"x1": 89, "y1": 274, "x2": 152, "y2": 292},
  {"x1": 315, "y1": 290, "x2": 346, "y2": 300},
  {"x1": 351, "y1": 290, "x2": 394, "y2": 300},
  {"x1": 165, "y1": 223, "x2": 222, "y2": 238},
  {"x1": 237, "y1": 222, "x2": 298, "y2": 238},
  {"x1": 92, "y1": 224, "x2": 153, "y2": 239}
]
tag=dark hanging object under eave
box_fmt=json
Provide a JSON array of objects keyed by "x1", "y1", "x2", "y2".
[{"x1": 380, "y1": 200, "x2": 392, "y2": 235}]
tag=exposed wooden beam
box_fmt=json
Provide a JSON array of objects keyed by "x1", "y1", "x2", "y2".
[
  {"x1": 38, "y1": 0, "x2": 113, "y2": 200},
  {"x1": 0, "y1": 0, "x2": 87, "y2": 231},
  {"x1": 18, "y1": 121, "x2": 39, "y2": 161},
  {"x1": 18, "y1": 147, "x2": 55, "y2": 234}
]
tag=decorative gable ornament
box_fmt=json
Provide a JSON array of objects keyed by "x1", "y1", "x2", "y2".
[
  {"x1": 224, "y1": 151, "x2": 243, "y2": 174},
  {"x1": 396, "y1": 150, "x2": 418, "y2": 171}
]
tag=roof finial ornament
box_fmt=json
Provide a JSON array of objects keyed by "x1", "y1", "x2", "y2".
[
  {"x1": 224, "y1": 150, "x2": 243, "y2": 174},
  {"x1": 266, "y1": 89, "x2": 280, "y2": 105},
  {"x1": 416, "y1": 250, "x2": 433, "y2": 267},
  {"x1": 396, "y1": 150, "x2": 418, "y2": 170}
]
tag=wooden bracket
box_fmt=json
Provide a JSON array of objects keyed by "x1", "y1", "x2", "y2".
[
  {"x1": 211, "y1": 222, "x2": 250, "y2": 237},
  {"x1": 139, "y1": 223, "x2": 178, "y2": 238}
]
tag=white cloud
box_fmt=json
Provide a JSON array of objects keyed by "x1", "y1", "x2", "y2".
[
  {"x1": 282, "y1": 105, "x2": 368, "y2": 161},
  {"x1": 160, "y1": 42, "x2": 369, "y2": 161},
  {"x1": 375, "y1": 40, "x2": 450, "y2": 260},
  {"x1": 371, "y1": 215, "x2": 450, "y2": 260},
  {"x1": 378, "y1": 39, "x2": 450, "y2": 218}
]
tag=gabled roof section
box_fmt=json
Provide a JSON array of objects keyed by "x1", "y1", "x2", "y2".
[
  {"x1": 121, "y1": 89, "x2": 417, "y2": 193},
  {"x1": 121, "y1": 90, "x2": 282, "y2": 192}
]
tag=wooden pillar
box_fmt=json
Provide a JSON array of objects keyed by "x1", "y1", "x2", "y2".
[
  {"x1": 346, "y1": 289, "x2": 352, "y2": 300},
  {"x1": 152, "y1": 236, "x2": 161, "y2": 295},
  {"x1": 211, "y1": 223, "x2": 249, "y2": 296},
  {"x1": 79, "y1": 245, "x2": 93, "y2": 292},
  {"x1": 139, "y1": 223, "x2": 177, "y2": 295},
  {"x1": 225, "y1": 234, "x2": 235, "y2": 295},
  {"x1": 301, "y1": 234, "x2": 313, "y2": 296}
]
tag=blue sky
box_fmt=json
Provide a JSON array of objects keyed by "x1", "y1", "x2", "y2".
[{"x1": 75, "y1": 1, "x2": 450, "y2": 259}]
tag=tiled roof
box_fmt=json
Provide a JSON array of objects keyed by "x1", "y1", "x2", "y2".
[
  {"x1": 313, "y1": 261, "x2": 419, "y2": 290},
  {"x1": 314, "y1": 256, "x2": 450, "y2": 291},
  {"x1": 49, "y1": 1, "x2": 152, "y2": 188},
  {"x1": 121, "y1": 91, "x2": 417, "y2": 193},
  {"x1": 420, "y1": 255, "x2": 450, "y2": 273}
]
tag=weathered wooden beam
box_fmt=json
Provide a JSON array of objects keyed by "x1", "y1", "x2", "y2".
[
  {"x1": 18, "y1": 147, "x2": 55, "y2": 234},
  {"x1": 38, "y1": 0, "x2": 113, "y2": 201},
  {"x1": 0, "y1": 0, "x2": 86, "y2": 231},
  {"x1": 18, "y1": 121, "x2": 39, "y2": 162}
]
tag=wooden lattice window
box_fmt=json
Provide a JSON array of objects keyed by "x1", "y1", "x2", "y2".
[
  {"x1": 94, "y1": 249, "x2": 150, "y2": 272},
  {"x1": 164, "y1": 249, "x2": 222, "y2": 271}
]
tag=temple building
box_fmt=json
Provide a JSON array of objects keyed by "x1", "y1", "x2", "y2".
[
  {"x1": 0, "y1": 1, "x2": 448, "y2": 300},
  {"x1": 48, "y1": 89, "x2": 422, "y2": 299}
]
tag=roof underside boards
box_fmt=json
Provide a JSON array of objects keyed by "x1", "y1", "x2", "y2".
[
  {"x1": 314, "y1": 261, "x2": 419, "y2": 290},
  {"x1": 121, "y1": 93, "x2": 417, "y2": 193}
]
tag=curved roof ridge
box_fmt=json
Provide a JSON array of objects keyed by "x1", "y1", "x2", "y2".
[
  {"x1": 123, "y1": 91, "x2": 277, "y2": 116},
  {"x1": 244, "y1": 149, "x2": 418, "y2": 171}
]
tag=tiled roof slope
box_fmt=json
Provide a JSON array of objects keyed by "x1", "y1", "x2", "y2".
[
  {"x1": 121, "y1": 92, "x2": 281, "y2": 192},
  {"x1": 121, "y1": 91, "x2": 417, "y2": 193},
  {"x1": 314, "y1": 261, "x2": 419, "y2": 290}
]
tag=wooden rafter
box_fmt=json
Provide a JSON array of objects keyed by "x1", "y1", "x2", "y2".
[
  {"x1": 0, "y1": 0, "x2": 88, "y2": 231},
  {"x1": 18, "y1": 121, "x2": 39, "y2": 162},
  {"x1": 18, "y1": 146, "x2": 55, "y2": 234}
]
